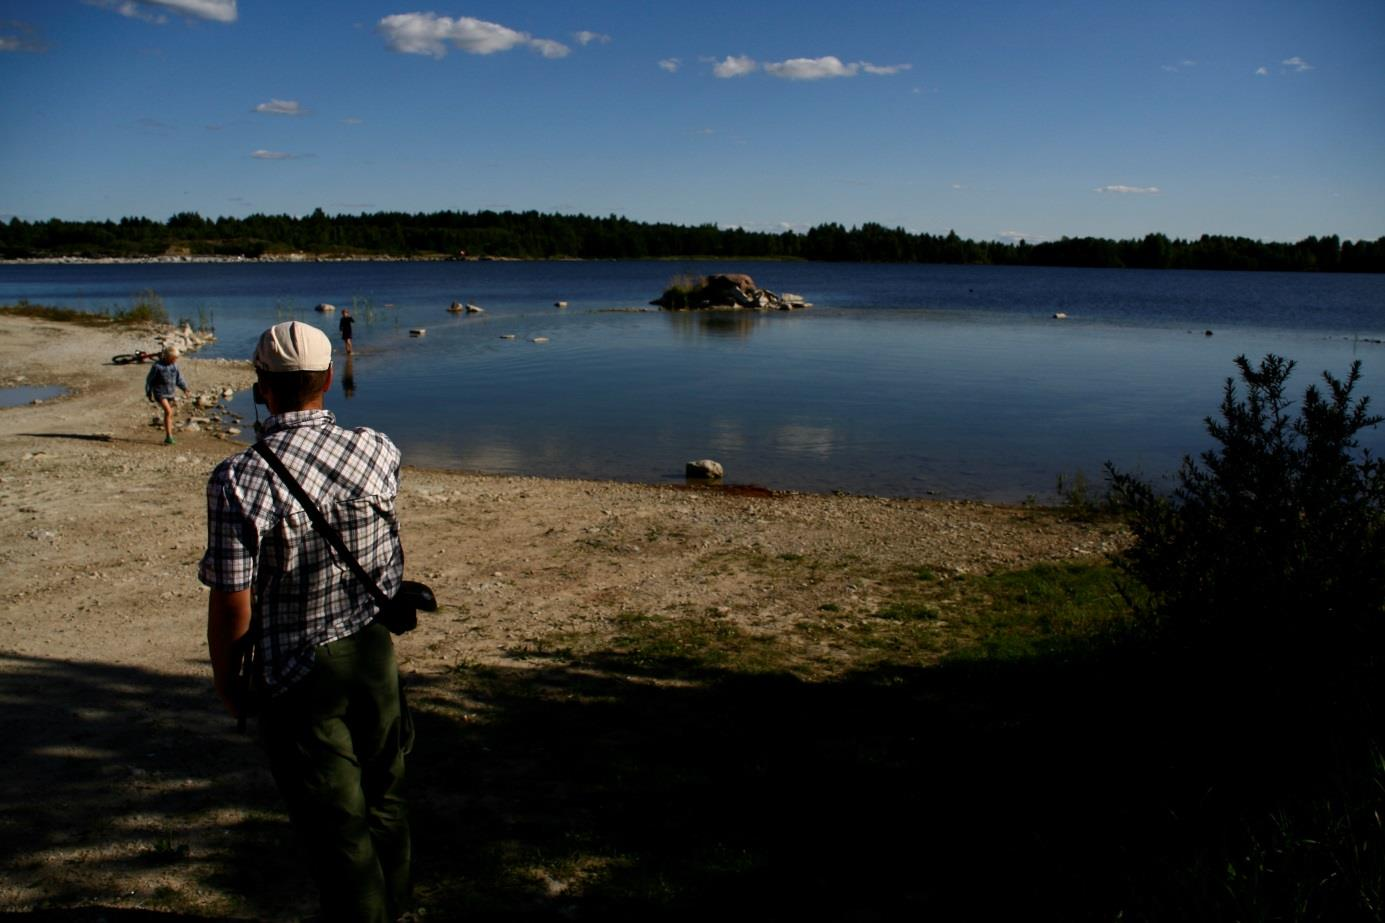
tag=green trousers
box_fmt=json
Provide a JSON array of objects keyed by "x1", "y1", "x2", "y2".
[{"x1": 261, "y1": 621, "x2": 412, "y2": 923}]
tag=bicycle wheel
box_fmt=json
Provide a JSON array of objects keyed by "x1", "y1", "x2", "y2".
[{"x1": 111, "y1": 353, "x2": 139, "y2": 365}]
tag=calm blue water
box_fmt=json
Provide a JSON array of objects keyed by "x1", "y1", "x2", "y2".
[
  {"x1": 3, "y1": 261, "x2": 1383, "y2": 501},
  {"x1": 0, "y1": 385, "x2": 66, "y2": 408}
]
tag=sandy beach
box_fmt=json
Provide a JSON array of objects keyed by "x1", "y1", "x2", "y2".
[{"x1": 0, "y1": 314, "x2": 1127, "y2": 918}]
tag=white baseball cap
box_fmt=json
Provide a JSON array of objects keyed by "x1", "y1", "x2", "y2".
[{"x1": 253, "y1": 321, "x2": 332, "y2": 372}]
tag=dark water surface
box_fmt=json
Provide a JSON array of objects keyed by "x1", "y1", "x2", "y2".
[{"x1": 3, "y1": 261, "x2": 1383, "y2": 501}]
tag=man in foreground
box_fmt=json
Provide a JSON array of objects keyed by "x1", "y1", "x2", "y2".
[{"x1": 200, "y1": 320, "x2": 411, "y2": 922}]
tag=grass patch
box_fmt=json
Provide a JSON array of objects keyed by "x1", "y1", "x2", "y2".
[
  {"x1": 1, "y1": 301, "x2": 117, "y2": 327},
  {"x1": 944, "y1": 561, "x2": 1135, "y2": 661},
  {"x1": 873, "y1": 601, "x2": 940, "y2": 621},
  {"x1": 598, "y1": 610, "x2": 784, "y2": 675},
  {"x1": 404, "y1": 554, "x2": 1378, "y2": 920},
  {"x1": 2, "y1": 290, "x2": 170, "y2": 327},
  {"x1": 841, "y1": 561, "x2": 1135, "y2": 670}
]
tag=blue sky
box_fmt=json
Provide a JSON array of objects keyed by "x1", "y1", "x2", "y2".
[{"x1": 2, "y1": 0, "x2": 1383, "y2": 243}]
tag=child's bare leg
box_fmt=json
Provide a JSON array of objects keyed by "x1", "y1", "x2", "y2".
[{"x1": 159, "y1": 398, "x2": 174, "y2": 438}]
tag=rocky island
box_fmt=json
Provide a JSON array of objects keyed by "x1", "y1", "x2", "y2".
[{"x1": 651, "y1": 273, "x2": 811, "y2": 311}]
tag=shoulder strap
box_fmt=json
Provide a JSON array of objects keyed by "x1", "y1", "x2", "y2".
[{"x1": 252, "y1": 441, "x2": 392, "y2": 610}]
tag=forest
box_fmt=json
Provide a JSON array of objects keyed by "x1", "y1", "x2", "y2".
[{"x1": 2, "y1": 208, "x2": 1382, "y2": 273}]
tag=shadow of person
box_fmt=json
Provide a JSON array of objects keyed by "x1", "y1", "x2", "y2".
[
  {"x1": 0, "y1": 653, "x2": 308, "y2": 919},
  {"x1": 342, "y1": 356, "x2": 356, "y2": 399},
  {"x1": 6, "y1": 632, "x2": 1369, "y2": 919}
]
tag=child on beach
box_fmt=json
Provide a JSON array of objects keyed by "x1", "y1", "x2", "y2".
[{"x1": 145, "y1": 345, "x2": 190, "y2": 445}]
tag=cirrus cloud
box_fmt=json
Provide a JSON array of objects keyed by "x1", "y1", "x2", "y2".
[
  {"x1": 1094, "y1": 184, "x2": 1161, "y2": 195},
  {"x1": 85, "y1": 0, "x2": 236, "y2": 23},
  {"x1": 861, "y1": 62, "x2": 911, "y2": 76},
  {"x1": 251, "y1": 150, "x2": 298, "y2": 160},
  {"x1": 0, "y1": 20, "x2": 46, "y2": 52},
  {"x1": 377, "y1": 12, "x2": 569, "y2": 59}
]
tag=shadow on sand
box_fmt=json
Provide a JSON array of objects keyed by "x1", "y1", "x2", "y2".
[{"x1": 2, "y1": 643, "x2": 1376, "y2": 920}]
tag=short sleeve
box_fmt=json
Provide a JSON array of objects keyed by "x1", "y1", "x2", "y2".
[{"x1": 198, "y1": 465, "x2": 257, "y2": 591}]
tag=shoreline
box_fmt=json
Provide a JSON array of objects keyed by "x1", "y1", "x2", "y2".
[
  {"x1": 0, "y1": 313, "x2": 1126, "y2": 915},
  {"x1": 0, "y1": 311, "x2": 1128, "y2": 664}
]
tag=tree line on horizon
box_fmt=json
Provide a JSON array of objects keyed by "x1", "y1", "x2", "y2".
[{"x1": 3, "y1": 209, "x2": 1382, "y2": 273}]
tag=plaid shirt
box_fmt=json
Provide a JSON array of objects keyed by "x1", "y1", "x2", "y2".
[{"x1": 199, "y1": 410, "x2": 403, "y2": 695}]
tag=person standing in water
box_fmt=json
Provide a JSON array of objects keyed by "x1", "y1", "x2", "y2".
[
  {"x1": 339, "y1": 308, "x2": 355, "y2": 355},
  {"x1": 145, "y1": 345, "x2": 190, "y2": 445}
]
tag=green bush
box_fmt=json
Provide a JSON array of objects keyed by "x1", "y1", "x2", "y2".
[
  {"x1": 657, "y1": 273, "x2": 706, "y2": 309},
  {"x1": 1109, "y1": 354, "x2": 1385, "y2": 676}
]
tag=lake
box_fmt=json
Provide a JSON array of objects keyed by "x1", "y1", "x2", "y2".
[{"x1": 2, "y1": 260, "x2": 1383, "y2": 501}]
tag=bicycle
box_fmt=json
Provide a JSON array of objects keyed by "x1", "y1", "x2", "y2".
[{"x1": 111, "y1": 349, "x2": 161, "y2": 365}]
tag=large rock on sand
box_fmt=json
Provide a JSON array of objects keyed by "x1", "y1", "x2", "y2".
[{"x1": 686, "y1": 459, "x2": 725, "y2": 479}]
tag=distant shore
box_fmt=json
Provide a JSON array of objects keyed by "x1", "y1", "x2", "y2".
[
  {"x1": 3, "y1": 253, "x2": 500, "y2": 266},
  {"x1": 0, "y1": 254, "x2": 809, "y2": 266}
]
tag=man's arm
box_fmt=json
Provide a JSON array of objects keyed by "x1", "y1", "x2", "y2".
[{"x1": 207, "y1": 588, "x2": 252, "y2": 717}]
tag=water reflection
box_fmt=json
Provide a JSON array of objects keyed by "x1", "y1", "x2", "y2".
[
  {"x1": 342, "y1": 356, "x2": 356, "y2": 399},
  {"x1": 707, "y1": 418, "x2": 748, "y2": 453},
  {"x1": 773, "y1": 424, "x2": 837, "y2": 458},
  {"x1": 665, "y1": 310, "x2": 764, "y2": 340}
]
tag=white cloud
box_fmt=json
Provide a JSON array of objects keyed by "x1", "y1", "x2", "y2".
[
  {"x1": 749, "y1": 56, "x2": 911, "y2": 80},
  {"x1": 1255, "y1": 66, "x2": 1270, "y2": 76},
  {"x1": 1094, "y1": 184, "x2": 1161, "y2": 195},
  {"x1": 573, "y1": 30, "x2": 611, "y2": 46},
  {"x1": 658, "y1": 57, "x2": 680, "y2": 73},
  {"x1": 713, "y1": 54, "x2": 757, "y2": 78},
  {"x1": 1161, "y1": 58, "x2": 1196, "y2": 72},
  {"x1": 86, "y1": 0, "x2": 236, "y2": 23},
  {"x1": 376, "y1": 13, "x2": 568, "y2": 59},
  {"x1": 529, "y1": 38, "x2": 569, "y2": 59},
  {"x1": 343, "y1": 116, "x2": 363, "y2": 125},
  {"x1": 255, "y1": 98, "x2": 304, "y2": 116},
  {"x1": 147, "y1": 0, "x2": 235, "y2": 20},
  {"x1": 1282, "y1": 55, "x2": 1313, "y2": 72},
  {"x1": 251, "y1": 150, "x2": 295, "y2": 160},
  {"x1": 765, "y1": 56, "x2": 857, "y2": 80}
]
